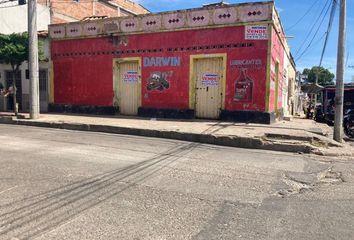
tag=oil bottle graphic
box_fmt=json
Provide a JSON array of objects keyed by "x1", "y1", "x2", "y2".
[{"x1": 234, "y1": 69, "x2": 253, "y2": 102}]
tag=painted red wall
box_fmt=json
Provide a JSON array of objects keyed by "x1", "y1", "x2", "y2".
[
  {"x1": 268, "y1": 26, "x2": 285, "y2": 112},
  {"x1": 52, "y1": 25, "x2": 269, "y2": 111}
]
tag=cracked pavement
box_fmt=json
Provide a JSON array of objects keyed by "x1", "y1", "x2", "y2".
[{"x1": 0, "y1": 124, "x2": 353, "y2": 240}]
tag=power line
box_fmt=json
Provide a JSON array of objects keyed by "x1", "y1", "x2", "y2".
[
  {"x1": 295, "y1": 0, "x2": 332, "y2": 61},
  {"x1": 286, "y1": 0, "x2": 321, "y2": 31},
  {"x1": 296, "y1": 33, "x2": 326, "y2": 61},
  {"x1": 319, "y1": 0, "x2": 337, "y2": 67},
  {"x1": 294, "y1": 0, "x2": 331, "y2": 57}
]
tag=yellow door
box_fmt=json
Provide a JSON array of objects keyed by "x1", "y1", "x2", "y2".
[
  {"x1": 116, "y1": 60, "x2": 140, "y2": 115},
  {"x1": 194, "y1": 57, "x2": 223, "y2": 119}
]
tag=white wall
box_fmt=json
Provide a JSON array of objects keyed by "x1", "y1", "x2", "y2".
[
  {"x1": 0, "y1": 61, "x2": 50, "y2": 112},
  {"x1": 0, "y1": 3, "x2": 51, "y2": 112},
  {"x1": 0, "y1": 4, "x2": 50, "y2": 34}
]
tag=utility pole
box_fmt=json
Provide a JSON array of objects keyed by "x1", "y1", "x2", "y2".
[
  {"x1": 334, "y1": 0, "x2": 346, "y2": 142},
  {"x1": 49, "y1": 0, "x2": 53, "y2": 24},
  {"x1": 28, "y1": 0, "x2": 40, "y2": 119}
]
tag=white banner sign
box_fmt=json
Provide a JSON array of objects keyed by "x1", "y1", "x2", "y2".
[
  {"x1": 245, "y1": 25, "x2": 268, "y2": 40},
  {"x1": 201, "y1": 73, "x2": 219, "y2": 86},
  {"x1": 123, "y1": 71, "x2": 138, "y2": 83}
]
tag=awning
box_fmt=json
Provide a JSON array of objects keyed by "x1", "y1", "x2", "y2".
[{"x1": 301, "y1": 83, "x2": 324, "y2": 94}]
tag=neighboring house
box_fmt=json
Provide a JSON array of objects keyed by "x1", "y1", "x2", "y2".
[
  {"x1": 287, "y1": 55, "x2": 298, "y2": 116},
  {"x1": 0, "y1": 2, "x2": 51, "y2": 112},
  {"x1": 0, "y1": 32, "x2": 51, "y2": 112},
  {"x1": 49, "y1": 1, "x2": 295, "y2": 124},
  {"x1": 295, "y1": 71, "x2": 306, "y2": 114},
  {"x1": 0, "y1": 3, "x2": 50, "y2": 34},
  {"x1": 37, "y1": 0, "x2": 149, "y2": 24},
  {"x1": 0, "y1": 0, "x2": 149, "y2": 112},
  {"x1": 280, "y1": 26, "x2": 299, "y2": 118}
]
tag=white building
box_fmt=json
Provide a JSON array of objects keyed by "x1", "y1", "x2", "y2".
[
  {"x1": 0, "y1": 3, "x2": 50, "y2": 34},
  {"x1": 0, "y1": 2, "x2": 51, "y2": 112}
]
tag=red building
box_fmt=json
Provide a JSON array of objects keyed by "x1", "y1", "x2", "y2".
[{"x1": 49, "y1": 1, "x2": 291, "y2": 124}]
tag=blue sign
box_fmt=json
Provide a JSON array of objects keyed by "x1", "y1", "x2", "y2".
[{"x1": 143, "y1": 57, "x2": 181, "y2": 67}]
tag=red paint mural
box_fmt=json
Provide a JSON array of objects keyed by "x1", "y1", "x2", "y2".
[{"x1": 51, "y1": 25, "x2": 269, "y2": 112}]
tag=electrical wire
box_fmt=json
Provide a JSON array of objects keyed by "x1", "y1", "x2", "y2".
[
  {"x1": 286, "y1": 0, "x2": 321, "y2": 31},
  {"x1": 296, "y1": 0, "x2": 332, "y2": 61},
  {"x1": 319, "y1": 0, "x2": 337, "y2": 67},
  {"x1": 295, "y1": 32, "x2": 327, "y2": 61},
  {"x1": 294, "y1": 0, "x2": 331, "y2": 57}
]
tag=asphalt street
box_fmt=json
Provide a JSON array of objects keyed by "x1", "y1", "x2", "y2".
[{"x1": 0, "y1": 124, "x2": 353, "y2": 240}]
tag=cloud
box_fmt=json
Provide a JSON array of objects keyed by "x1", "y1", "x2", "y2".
[{"x1": 276, "y1": 7, "x2": 283, "y2": 13}]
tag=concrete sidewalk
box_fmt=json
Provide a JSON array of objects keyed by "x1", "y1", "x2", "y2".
[{"x1": 0, "y1": 112, "x2": 352, "y2": 156}]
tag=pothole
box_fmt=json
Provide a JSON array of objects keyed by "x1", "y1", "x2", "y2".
[
  {"x1": 317, "y1": 167, "x2": 344, "y2": 184},
  {"x1": 277, "y1": 174, "x2": 313, "y2": 197},
  {"x1": 276, "y1": 167, "x2": 343, "y2": 198}
]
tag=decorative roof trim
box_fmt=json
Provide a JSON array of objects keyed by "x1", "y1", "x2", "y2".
[{"x1": 49, "y1": 1, "x2": 274, "y2": 40}]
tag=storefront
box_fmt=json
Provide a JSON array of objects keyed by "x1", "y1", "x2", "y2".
[{"x1": 49, "y1": 1, "x2": 291, "y2": 123}]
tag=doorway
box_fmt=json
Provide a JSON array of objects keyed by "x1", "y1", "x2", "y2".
[
  {"x1": 114, "y1": 58, "x2": 141, "y2": 115},
  {"x1": 190, "y1": 54, "x2": 226, "y2": 119},
  {"x1": 5, "y1": 70, "x2": 22, "y2": 111}
]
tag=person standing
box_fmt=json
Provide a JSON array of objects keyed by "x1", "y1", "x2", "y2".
[{"x1": 4, "y1": 85, "x2": 15, "y2": 111}]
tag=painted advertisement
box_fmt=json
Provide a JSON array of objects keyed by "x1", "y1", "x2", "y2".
[
  {"x1": 245, "y1": 25, "x2": 268, "y2": 40},
  {"x1": 143, "y1": 57, "x2": 181, "y2": 67},
  {"x1": 201, "y1": 73, "x2": 219, "y2": 86},
  {"x1": 147, "y1": 72, "x2": 170, "y2": 91},
  {"x1": 230, "y1": 59, "x2": 263, "y2": 69},
  {"x1": 234, "y1": 69, "x2": 253, "y2": 102},
  {"x1": 51, "y1": 25, "x2": 268, "y2": 111}
]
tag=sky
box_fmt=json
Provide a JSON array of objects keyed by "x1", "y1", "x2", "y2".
[{"x1": 135, "y1": 0, "x2": 354, "y2": 83}]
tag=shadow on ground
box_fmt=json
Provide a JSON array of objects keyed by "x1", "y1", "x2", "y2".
[{"x1": 0, "y1": 141, "x2": 201, "y2": 239}]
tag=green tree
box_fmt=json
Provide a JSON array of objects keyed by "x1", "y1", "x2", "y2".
[
  {"x1": 302, "y1": 66, "x2": 335, "y2": 86},
  {"x1": 0, "y1": 32, "x2": 44, "y2": 115},
  {"x1": 0, "y1": 33, "x2": 28, "y2": 115}
]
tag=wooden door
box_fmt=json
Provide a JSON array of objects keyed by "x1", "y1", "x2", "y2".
[
  {"x1": 194, "y1": 57, "x2": 223, "y2": 119},
  {"x1": 116, "y1": 60, "x2": 140, "y2": 115}
]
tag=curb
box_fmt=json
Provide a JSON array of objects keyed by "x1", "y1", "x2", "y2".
[{"x1": 0, "y1": 117, "x2": 335, "y2": 155}]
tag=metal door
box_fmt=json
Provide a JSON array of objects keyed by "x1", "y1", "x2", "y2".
[
  {"x1": 194, "y1": 57, "x2": 223, "y2": 119},
  {"x1": 117, "y1": 60, "x2": 140, "y2": 115},
  {"x1": 39, "y1": 69, "x2": 48, "y2": 112}
]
